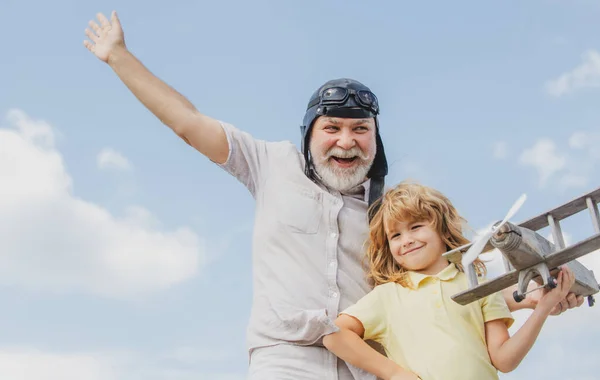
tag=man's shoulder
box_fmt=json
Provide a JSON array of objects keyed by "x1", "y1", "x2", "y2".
[
  {"x1": 267, "y1": 139, "x2": 300, "y2": 152},
  {"x1": 265, "y1": 140, "x2": 305, "y2": 164}
]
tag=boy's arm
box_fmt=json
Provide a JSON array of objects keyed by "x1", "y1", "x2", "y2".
[
  {"x1": 323, "y1": 314, "x2": 419, "y2": 380},
  {"x1": 84, "y1": 11, "x2": 229, "y2": 164},
  {"x1": 486, "y1": 268, "x2": 575, "y2": 373}
]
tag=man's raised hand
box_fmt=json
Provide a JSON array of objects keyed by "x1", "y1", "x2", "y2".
[{"x1": 83, "y1": 11, "x2": 125, "y2": 63}]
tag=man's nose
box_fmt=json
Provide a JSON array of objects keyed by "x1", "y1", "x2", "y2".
[{"x1": 336, "y1": 131, "x2": 356, "y2": 150}]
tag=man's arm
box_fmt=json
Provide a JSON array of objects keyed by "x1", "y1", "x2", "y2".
[
  {"x1": 323, "y1": 315, "x2": 419, "y2": 380},
  {"x1": 84, "y1": 11, "x2": 228, "y2": 164}
]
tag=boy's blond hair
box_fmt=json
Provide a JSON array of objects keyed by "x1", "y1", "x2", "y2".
[{"x1": 366, "y1": 181, "x2": 486, "y2": 288}]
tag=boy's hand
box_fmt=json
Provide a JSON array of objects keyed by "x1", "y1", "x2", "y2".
[
  {"x1": 536, "y1": 267, "x2": 576, "y2": 315},
  {"x1": 84, "y1": 11, "x2": 126, "y2": 63}
]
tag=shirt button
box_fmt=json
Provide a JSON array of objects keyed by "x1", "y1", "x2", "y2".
[
  {"x1": 330, "y1": 232, "x2": 337, "y2": 238},
  {"x1": 329, "y1": 261, "x2": 336, "y2": 267},
  {"x1": 332, "y1": 292, "x2": 338, "y2": 298}
]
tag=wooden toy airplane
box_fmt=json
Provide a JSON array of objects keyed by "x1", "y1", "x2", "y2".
[{"x1": 444, "y1": 187, "x2": 600, "y2": 307}]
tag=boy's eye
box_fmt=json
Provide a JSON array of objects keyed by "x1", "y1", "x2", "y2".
[{"x1": 412, "y1": 225, "x2": 423, "y2": 230}]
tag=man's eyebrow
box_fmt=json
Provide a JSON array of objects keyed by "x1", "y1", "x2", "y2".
[
  {"x1": 352, "y1": 119, "x2": 371, "y2": 126},
  {"x1": 323, "y1": 117, "x2": 340, "y2": 125}
]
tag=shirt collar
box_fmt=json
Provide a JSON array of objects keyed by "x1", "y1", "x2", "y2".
[
  {"x1": 407, "y1": 263, "x2": 459, "y2": 288},
  {"x1": 340, "y1": 178, "x2": 371, "y2": 202}
]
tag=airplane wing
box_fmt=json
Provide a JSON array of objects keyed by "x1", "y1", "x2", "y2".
[
  {"x1": 545, "y1": 233, "x2": 600, "y2": 269},
  {"x1": 451, "y1": 270, "x2": 519, "y2": 306}
]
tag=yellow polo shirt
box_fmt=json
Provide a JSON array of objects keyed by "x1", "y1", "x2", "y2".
[{"x1": 342, "y1": 264, "x2": 514, "y2": 380}]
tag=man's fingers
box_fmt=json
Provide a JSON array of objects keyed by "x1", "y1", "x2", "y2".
[
  {"x1": 85, "y1": 29, "x2": 98, "y2": 42},
  {"x1": 559, "y1": 299, "x2": 568, "y2": 313},
  {"x1": 111, "y1": 11, "x2": 121, "y2": 28},
  {"x1": 83, "y1": 40, "x2": 95, "y2": 53},
  {"x1": 97, "y1": 12, "x2": 111, "y2": 28},
  {"x1": 566, "y1": 293, "x2": 579, "y2": 308},
  {"x1": 88, "y1": 20, "x2": 101, "y2": 33}
]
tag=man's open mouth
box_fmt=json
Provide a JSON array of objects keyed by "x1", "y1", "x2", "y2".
[{"x1": 331, "y1": 156, "x2": 358, "y2": 164}]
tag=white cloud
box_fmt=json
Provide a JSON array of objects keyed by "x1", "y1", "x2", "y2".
[
  {"x1": 559, "y1": 173, "x2": 589, "y2": 189},
  {"x1": 97, "y1": 147, "x2": 133, "y2": 171},
  {"x1": 0, "y1": 109, "x2": 204, "y2": 298},
  {"x1": 516, "y1": 131, "x2": 600, "y2": 191},
  {"x1": 567, "y1": 131, "x2": 600, "y2": 159},
  {"x1": 163, "y1": 346, "x2": 234, "y2": 365},
  {"x1": 546, "y1": 49, "x2": 600, "y2": 97},
  {"x1": 0, "y1": 348, "x2": 115, "y2": 380},
  {"x1": 493, "y1": 141, "x2": 509, "y2": 160},
  {"x1": 569, "y1": 132, "x2": 588, "y2": 149},
  {"x1": 519, "y1": 139, "x2": 566, "y2": 188},
  {"x1": 0, "y1": 347, "x2": 246, "y2": 380}
]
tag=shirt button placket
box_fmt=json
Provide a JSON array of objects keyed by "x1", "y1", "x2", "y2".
[
  {"x1": 434, "y1": 279, "x2": 445, "y2": 320},
  {"x1": 327, "y1": 196, "x2": 342, "y2": 319}
]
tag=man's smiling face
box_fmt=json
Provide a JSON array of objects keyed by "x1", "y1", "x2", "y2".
[{"x1": 309, "y1": 116, "x2": 376, "y2": 191}]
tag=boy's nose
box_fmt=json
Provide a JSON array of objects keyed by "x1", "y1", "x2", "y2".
[{"x1": 402, "y1": 238, "x2": 415, "y2": 248}]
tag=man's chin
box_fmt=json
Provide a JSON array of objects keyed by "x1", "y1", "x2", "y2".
[{"x1": 315, "y1": 166, "x2": 367, "y2": 192}]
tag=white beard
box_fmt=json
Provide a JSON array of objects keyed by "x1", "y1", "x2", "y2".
[{"x1": 311, "y1": 146, "x2": 374, "y2": 192}]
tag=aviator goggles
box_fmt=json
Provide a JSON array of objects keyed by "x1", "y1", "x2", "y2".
[{"x1": 307, "y1": 87, "x2": 379, "y2": 115}]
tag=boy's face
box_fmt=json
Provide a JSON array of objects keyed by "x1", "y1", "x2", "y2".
[
  {"x1": 309, "y1": 116, "x2": 376, "y2": 191},
  {"x1": 385, "y1": 219, "x2": 449, "y2": 275}
]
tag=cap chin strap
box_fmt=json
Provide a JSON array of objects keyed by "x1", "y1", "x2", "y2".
[{"x1": 368, "y1": 176, "x2": 385, "y2": 222}]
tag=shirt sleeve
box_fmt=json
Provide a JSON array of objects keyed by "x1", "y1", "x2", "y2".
[
  {"x1": 340, "y1": 285, "x2": 389, "y2": 344},
  {"x1": 481, "y1": 290, "x2": 514, "y2": 329},
  {"x1": 216, "y1": 121, "x2": 271, "y2": 197}
]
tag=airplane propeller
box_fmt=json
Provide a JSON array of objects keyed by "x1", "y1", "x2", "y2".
[{"x1": 461, "y1": 193, "x2": 528, "y2": 268}]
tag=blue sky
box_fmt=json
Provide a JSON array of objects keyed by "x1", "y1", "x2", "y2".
[{"x1": 1, "y1": 0, "x2": 600, "y2": 379}]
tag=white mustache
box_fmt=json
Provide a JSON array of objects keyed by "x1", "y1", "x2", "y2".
[{"x1": 325, "y1": 147, "x2": 370, "y2": 161}]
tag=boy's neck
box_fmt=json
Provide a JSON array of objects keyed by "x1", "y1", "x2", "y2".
[{"x1": 413, "y1": 258, "x2": 451, "y2": 276}]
